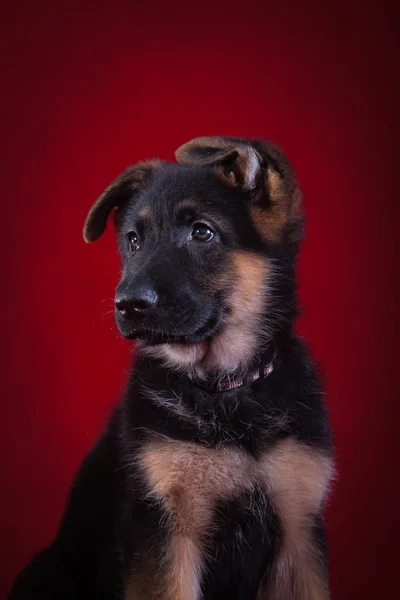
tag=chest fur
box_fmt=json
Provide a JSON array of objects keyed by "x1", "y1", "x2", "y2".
[
  {"x1": 139, "y1": 439, "x2": 257, "y2": 537},
  {"x1": 126, "y1": 437, "x2": 333, "y2": 600}
]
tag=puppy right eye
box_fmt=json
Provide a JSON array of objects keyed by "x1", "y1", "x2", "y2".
[
  {"x1": 127, "y1": 232, "x2": 140, "y2": 251},
  {"x1": 191, "y1": 223, "x2": 215, "y2": 242}
]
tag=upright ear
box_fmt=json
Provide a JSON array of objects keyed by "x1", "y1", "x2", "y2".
[
  {"x1": 175, "y1": 136, "x2": 303, "y2": 244},
  {"x1": 83, "y1": 160, "x2": 161, "y2": 243}
]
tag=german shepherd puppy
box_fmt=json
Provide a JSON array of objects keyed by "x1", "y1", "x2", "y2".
[{"x1": 9, "y1": 137, "x2": 334, "y2": 599}]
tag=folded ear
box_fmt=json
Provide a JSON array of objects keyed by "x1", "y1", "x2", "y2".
[
  {"x1": 175, "y1": 136, "x2": 263, "y2": 190},
  {"x1": 83, "y1": 160, "x2": 161, "y2": 243},
  {"x1": 175, "y1": 136, "x2": 303, "y2": 244}
]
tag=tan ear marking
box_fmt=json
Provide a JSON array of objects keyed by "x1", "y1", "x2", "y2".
[
  {"x1": 175, "y1": 136, "x2": 262, "y2": 190},
  {"x1": 250, "y1": 168, "x2": 304, "y2": 244},
  {"x1": 175, "y1": 136, "x2": 234, "y2": 164}
]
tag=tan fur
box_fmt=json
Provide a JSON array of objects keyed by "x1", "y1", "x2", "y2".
[
  {"x1": 125, "y1": 437, "x2": 332, "y2": 599},
  {"x1": 204, "y1": 251, "x2": 268, "y2": 371},
  {"x1": 138, "y1": 206, "x2": 150, "y2": 219},
  {"x1": 175, "y1": 198, "x2": 199, "y2": 212},
  {"x1": 214, "y1": 145, "x2": 261, "y2": 190},
  {"x1": 125, "y1": 536, "x2": 202, "y2": 600},
  {"x1": 251, "y1": 169, "x2": 303, "y2": 244},
  {"x1": 258, "y1": 439, "x2": 334, "y2": 599},
  {"x1": 151, "y1": 341, "x2": 208, "y2": 371},
  {"x1": 139, "y1": 437, "x2": 255, "y2": 536},
  {"x1": 166, "y1": 535, "x2": 203, "y2": 600}
]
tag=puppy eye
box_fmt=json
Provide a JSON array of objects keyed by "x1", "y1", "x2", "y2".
[
  {"x1": 127, "y1": 231, "x2": 140, "y2": 251},
  {"x1": 191, "y1": 223, "x2": 214, "y2": 242}
]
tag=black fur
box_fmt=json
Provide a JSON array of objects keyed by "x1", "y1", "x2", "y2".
[
  {"x1": 201, "y1": 486, "x2": 279, "y2": 599},
  {"x1": 8, "y1": 137, "x2": 332, "y2": 599}
]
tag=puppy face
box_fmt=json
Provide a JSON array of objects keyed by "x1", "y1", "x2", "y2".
[{"x1": 83, "y1": 137, "x2": 303, "y2": 375}]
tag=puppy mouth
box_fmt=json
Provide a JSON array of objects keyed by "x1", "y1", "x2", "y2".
[{"x1": 120, "y1": 311, "x2": 222, "y2": 345}]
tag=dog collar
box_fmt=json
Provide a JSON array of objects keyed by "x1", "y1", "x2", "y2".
[{"x1": 217, "y1": 358, "x2": 274, "y2": 392}]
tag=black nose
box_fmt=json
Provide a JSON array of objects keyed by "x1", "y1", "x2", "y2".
[{"x1": 115, "y1": 288, "x2": 158, "y2": 320}]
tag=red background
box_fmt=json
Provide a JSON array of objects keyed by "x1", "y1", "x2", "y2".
[{"x1": 1, "y1": 1, "x2": 399, "y2": 598}]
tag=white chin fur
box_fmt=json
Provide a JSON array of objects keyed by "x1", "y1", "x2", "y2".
[
  {"x1": 158, "y1": 342, "x2": 208, "y2": 368},
  {"x1": 141, "y1": 324, "x2": 264, "y2": 379}
]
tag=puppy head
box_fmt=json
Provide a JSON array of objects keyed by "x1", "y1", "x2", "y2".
[{"x1": 83, "y1": 137, "x2": 303, "y2": 375}]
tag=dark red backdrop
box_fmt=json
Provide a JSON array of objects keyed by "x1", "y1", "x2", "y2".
[{"x1": 1, "y1": 0, "x2": 399, "y2": 598}]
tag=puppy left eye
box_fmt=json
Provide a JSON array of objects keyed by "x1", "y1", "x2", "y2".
[{"x1": 191, "y1": 223, "x2": 214, "y2": 242}]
